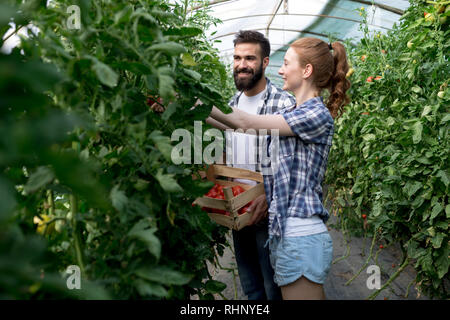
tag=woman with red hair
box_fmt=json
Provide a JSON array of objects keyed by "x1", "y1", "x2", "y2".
[{"x1": 207, "y1": 37, "x2": 351, "y2": 299}]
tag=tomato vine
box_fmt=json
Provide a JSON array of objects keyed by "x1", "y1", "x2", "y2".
[
  {"x1": 326, "y1": 0, "x2": 449, "y2": 299},
  {"x1": 1, "y1": 0, "x2": 234, "y2": 299}
]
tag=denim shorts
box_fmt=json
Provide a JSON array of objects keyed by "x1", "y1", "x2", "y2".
[{"x1": 268, "y1": 232, "x2": 333, "y2": 286}]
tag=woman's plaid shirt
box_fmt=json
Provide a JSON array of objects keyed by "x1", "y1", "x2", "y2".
[
  {"x1": 228, "y1": 78, "x2": 296, "y2": 172},
  {"x1": 262, "y1": 96, "x2": 334, "y2": 240}
]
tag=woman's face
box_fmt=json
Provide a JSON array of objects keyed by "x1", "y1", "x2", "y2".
[{"x1": 278, "y1": 47, "x2": 305, "y2": 92}]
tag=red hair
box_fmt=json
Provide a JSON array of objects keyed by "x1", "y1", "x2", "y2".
[{"x1": 290, "y1": 37, "x2": 350, "y2": 118}]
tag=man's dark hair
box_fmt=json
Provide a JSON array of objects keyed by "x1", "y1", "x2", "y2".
[{"x1": 233, "y1": 30, "x2": 271, "y2": 59}]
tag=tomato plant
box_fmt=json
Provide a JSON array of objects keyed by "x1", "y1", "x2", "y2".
[
  {"x1": 326, "y1": 0, "x2": 449, "y2": 299},
  {"x1": 1, "y1": 0, "x2": 235, "y2": 299}
]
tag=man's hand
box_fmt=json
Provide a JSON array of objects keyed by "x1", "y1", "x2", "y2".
[{"x1": 246, "y1": 194, "x2": 268, "y2": 226}]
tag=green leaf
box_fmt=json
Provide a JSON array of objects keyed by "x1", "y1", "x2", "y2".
[
  {"x1": 0, "y1": 4, "x2": 19, "y2": 26},
  {"x1": 205, "y1": 280, "x2": 226, "y2": 294},
  {"x1": 133, "y1": 279, "x2": 168, "y2": 298},
  {"x1": 431, "y1": 233, "x2": 444, "y2": 249},
  {"x1": 128, "y1": 224, "x2": 161, "y2": 260},
  {"x1": 436, "y1": 249, "x2": 449, "y2": 278},
  {"x1": 110, "y1": 185, "x2": 128, "y2": 212},
  {"x1": 440, "y1": 114, "x2": 450, "y2": 123},
  {"x1": 183, "y1": 68, "x2": 201, "y2": 81},
  {"x1": 134, "y1": 179, "x2": 149, "y2": 191},
  {"x1": 92, "y1": 60, "x2": 118, "y2": 88},
  {"x1": 362, "y1": 133, "x2": 376, "y2": 141},
  {"x1": 403, "y1": 181, "x2": 422, "y2": 198},
  {"x1": 164, "y1": 26, "x2": 202, "y2": 37},
  {"x1": 372, "y1": 202, "x2": 382, "y2": 217},
  {"x1": 386, "y1": 117, "x2": 395, "y2": 126},
  {"x1": 411, "y1": 86, "x2": 422, "y2": 93},
  {"x1": 187, "y1": 103, "x2": 212, "y2": 121},
  {"x1": 181, "y1": 53, "x2": 197, "y2": 66},
  {"x1": 135, "y1": 266, "x2": 193, "y2": 286},
  {"x1": 127, "y1": 120, "x2": 147, "y2": 143},
  {"x1": 0, "y1": 177, "x2": 16, "y2": 221},
  {"x1": 162, "y1": 102, "x2": 180, "y2": 121},
  {"x1": 446, "y1": 204, "x2": 450, "y2": 218},
  {"x1": 407, "y1": 241, "x2": 426, "y2": 259},
  {"x1": 158, "y1": 69, "x2": 175, "y2": 99},
  {"x1": 148, "y1": 42, "x2": 186, "y2": 55},
  {"x1": 412, "y1": 121, "x2": 423, "y2": 144},
  {"x1": 436, "y1": 170, "x2": 449, "y2": 187},
  {"x1": 155, "y1": 169, "x2": 183, "y2": 193},
  {"x1": 430, "y1": 203, "x2": 443, "y2": 220},
  {"x1": 131, "y1": 10, "x2": 158, "y2": 24},
  {"x1": 24, "y1": 166, "x2": 55, "y2": 194},
  {"x1": 417, "y1": 251, "x2": 433, "y2": 273},
  {"x1": 421, "y1": 105, "x2": 432, "y2": 117},
  {"x1": 150, "y1": 130, "x2": 173, "y2": 161},
  {"x1": 114, "y1": 5, "x2": 133, "y2": 25}
]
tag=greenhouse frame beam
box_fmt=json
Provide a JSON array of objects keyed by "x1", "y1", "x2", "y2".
[
  {"x1": 211, "y1": 27, "x2": 344, "y2": 42},
  {"x1": 265, "y1": 0, "x2": 285, "y2": 37},
  {"x1": 350, "y1": 0, "x2": 404, "y2": 15},
  {"x1": 188, "y1": 0, "x2": 234, "y2": 12},
  {"x1": 220, "y1": 13, "x2": 391, "y2": 30}
]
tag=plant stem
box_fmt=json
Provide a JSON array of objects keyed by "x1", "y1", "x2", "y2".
[
  {"x1": 3, "y1": 24, "x2": 23, "y2": 43},
  {"x1": 70, "y1": 194, "x2": 85, "y2": 276},
  {"x1": 405, "y1": 278, "x2": 416, "y2": 299},
  {"x1": 47, "y1": 189, "x2": 54, "y2": 216},
  {"x1": 367, "y1": 256, "x2": 410, "y2": 300},
  {"x1": 345, "y1": 230, "x2": 377, "y2": 286},
  {"x1": 332, "y1": 207, "x2": 350, "y2": 264}
]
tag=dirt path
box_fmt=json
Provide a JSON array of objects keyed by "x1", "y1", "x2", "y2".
[{"x1": 195, "y1": 215, "x2": 428, "y2": 300}]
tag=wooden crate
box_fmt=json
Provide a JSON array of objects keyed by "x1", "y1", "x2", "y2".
[{"x1": 193, "y1": 165, "x2": 265, "y2": 231}]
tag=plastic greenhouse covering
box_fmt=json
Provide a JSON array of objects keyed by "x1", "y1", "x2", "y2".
[
  {"x1": 187, "y1": 0, "x2": 411, "y2": 86},
  {"x1": 2, "y1": 1, "x2": 410, "y2": 86}
]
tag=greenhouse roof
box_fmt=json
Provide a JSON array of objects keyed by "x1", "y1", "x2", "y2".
[{"x1": 192, "y1": 0, "x2": 410, "y2": 85}]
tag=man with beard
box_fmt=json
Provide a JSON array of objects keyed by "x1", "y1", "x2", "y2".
[{"x1": 207, "y1": 30, "x2": 295, "y2": 300}]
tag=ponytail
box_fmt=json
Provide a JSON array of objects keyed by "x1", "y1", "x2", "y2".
[
  {"x1": 290, "y1": 38, "x2": 351, "y2": 119},
  {"x1": 327, "y1": 42, "x2": 350, "y2": 119}
]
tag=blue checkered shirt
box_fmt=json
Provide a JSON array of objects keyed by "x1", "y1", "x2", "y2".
[
  {"x1": 262, "y1": 96, "x2": 334, "y2": 239},
  {"x1": 228, "y1": 78, "x2": 296, "y2": 172}
]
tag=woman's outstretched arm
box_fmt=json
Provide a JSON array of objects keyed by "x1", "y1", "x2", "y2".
[
  {"x1": 209, "y1": 106, "x2": 295, "y2": 136},
  {"x1": 205, "y1": 116, "x2": 231, "y2": 131}
]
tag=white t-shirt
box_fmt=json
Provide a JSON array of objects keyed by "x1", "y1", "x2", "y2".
[
  {"x1": 226, "y1": 88, "x2": 267, "y2": 186},
  {"x1": 284, "y1": 215, "x2": 328, "y2": 237}
]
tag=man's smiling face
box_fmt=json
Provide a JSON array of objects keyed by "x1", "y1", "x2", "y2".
[{"x1": 233, "y1": 43, "x2": 265, "y2": 91}]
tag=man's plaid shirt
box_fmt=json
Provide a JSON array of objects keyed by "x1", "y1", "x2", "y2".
[{"x1": 263, "y1": 96, "x2": 334, "y2": 239}]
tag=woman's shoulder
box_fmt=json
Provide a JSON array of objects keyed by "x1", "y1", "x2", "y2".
[{"x1": 288, "y1": 97, "x2": 333, "y2": 120}]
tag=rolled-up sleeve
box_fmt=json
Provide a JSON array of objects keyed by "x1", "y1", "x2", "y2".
[{"x1": 282, "y1": 106, "x2": 333, "y2": 144}]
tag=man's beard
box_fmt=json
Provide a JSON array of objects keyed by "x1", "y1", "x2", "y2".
[{"x1": 233, "y1": 62, "x2": 264, "y2": 91}]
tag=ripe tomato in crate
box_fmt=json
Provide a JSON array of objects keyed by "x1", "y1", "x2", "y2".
[{"x1": 193, "y1": 165, "x2": 264, "y2": 230}]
